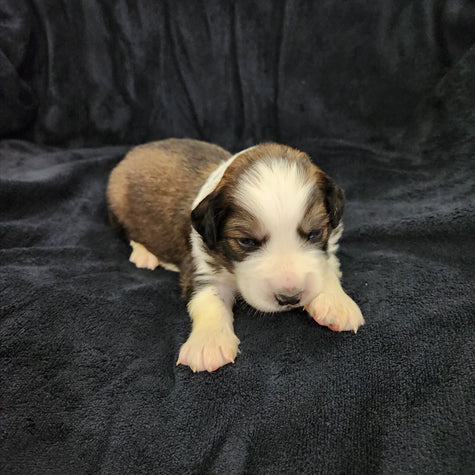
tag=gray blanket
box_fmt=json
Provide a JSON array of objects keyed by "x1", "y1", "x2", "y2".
[{"x1": 1, "y1": 1, "x2": 474, "y2": 473}]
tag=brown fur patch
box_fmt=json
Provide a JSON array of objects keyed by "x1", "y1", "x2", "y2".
[
  {"x1": 107, "y1": 138, "x2": 231, "y2": 268},
  {"x1": 220, "y1": 204, "x2": 269, "y2": 263},
  {"x1": 220, "y1": 143, "x2": 315, "y2": 189},
  {"x1": 223, "y1": 205, "x2": 267, "y2": 242},
  {"x1": 298, "y1": 197, "x2": 331, "y2": 250},
  {"x1": 179, "y1": 252, "x2": 196, "y2": 300}
]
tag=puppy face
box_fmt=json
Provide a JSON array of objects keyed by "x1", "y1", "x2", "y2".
[{"x1": 191, "y1": 143, "x2": 344, "y2": 312}]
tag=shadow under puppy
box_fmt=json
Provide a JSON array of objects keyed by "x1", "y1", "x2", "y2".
[{"x1": 107, "y1": 139, "x2": 364, "y2": 372}]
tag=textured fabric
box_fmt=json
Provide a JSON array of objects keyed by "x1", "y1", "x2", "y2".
[{"x1": 1, "y1": 1, "x2": 474, "y2": 473}]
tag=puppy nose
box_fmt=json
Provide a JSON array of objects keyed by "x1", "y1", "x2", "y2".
[{"x1": 275, "y1": 291, "x2": 302, "y2": 306}]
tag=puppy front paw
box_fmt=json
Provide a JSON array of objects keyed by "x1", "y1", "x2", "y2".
[
  {"x1": 177, "y1": 327, "x2": 240, "y2": 373},
  {"x1": 306, "y1": 291, "x2": 364, "y2": 333}
]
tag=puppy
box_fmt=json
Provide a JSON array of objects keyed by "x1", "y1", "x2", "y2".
[{"x1": 107, "y1": 138, "x2": 364, "y2": 372}]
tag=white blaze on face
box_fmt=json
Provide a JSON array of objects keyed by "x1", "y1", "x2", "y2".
[
  {"x1": 192, "y1": 146, "x2": 257, "y2": 210},
  {"x1": 234, "y1": 159, "x2": 312, "y2": 228},
  {"x1": 232, "y1": 157, "x2": 329, "y2": 312}
]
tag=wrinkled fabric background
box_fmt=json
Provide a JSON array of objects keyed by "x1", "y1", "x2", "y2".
[{"x1": 1, "y1": 1, "x2": 474, "y2": 473}]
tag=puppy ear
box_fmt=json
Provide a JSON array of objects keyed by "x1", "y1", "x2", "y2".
[
  {"x1": 191, "y1": 190, "x2": 227, "y2": 250},
  {"x1": 324, "y1": 177, "x2": 345, "y2": 228}
]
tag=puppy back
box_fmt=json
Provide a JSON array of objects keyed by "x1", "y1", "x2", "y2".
[{"x1": 107, "y1": 138, "x2": 231, "y2": 264}]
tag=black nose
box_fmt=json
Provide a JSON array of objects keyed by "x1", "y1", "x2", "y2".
[{"x1": 275, "y1": 292, "x2": 302, "y2": 306}]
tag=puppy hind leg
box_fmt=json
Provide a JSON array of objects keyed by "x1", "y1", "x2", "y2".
[{"x1": 129, "y1": 240, "x2": 160, "y2": 270}]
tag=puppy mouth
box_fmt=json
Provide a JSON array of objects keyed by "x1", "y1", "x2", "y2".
[
  {"x1": 275, "y1": 300, "x2": 302, "y2": 310},
  {"x1": 244, "y1": 297, "x2": 302, "y2": 314},
  {"x1": 280, "y1": 303, "x2": 303, "y2": 311}
]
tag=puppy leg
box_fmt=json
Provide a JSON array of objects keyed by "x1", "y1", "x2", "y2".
[
  {"x1": 306, "y1": 256, "x2": 364, "y2": 333},
  {"x1": 129, "y1": 240, "x2": 160, "y2": 270},
  {"x1": 177, "y1": 286, "x2": 240, "y2": 372}
]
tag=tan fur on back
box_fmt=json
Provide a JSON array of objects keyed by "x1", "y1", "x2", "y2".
[{"x1": 107, "y1": 139, "x2": 231, "y2": 268}]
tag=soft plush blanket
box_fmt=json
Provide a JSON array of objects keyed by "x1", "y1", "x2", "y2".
[{"x1": 1, "y1": 1, "x2": 474, "y2": 473}]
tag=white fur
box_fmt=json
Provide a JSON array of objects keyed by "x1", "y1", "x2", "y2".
[
  {"x1": 192, "y1": 146, "x2": 256, "y2": 209},
  {"x1": 231, "y1": 158, "x2": 324, "y2": 311},
  {"x1": 177, "y1": 286, "x2": 239, "y2": 372},
  {"x1": 179, "y1": 148, "x2": 364, "y2": 372}
]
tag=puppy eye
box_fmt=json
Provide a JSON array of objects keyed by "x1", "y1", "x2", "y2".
[
  {"x1": 237, "y1": 237, "x2": 261, "y2": 249},
  {"x1": 307, "y1": 229, "x2": 323, "y2": 243}
]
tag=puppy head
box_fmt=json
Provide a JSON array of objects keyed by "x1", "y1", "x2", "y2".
[{"x1": 191, "y1": 143, "x2": 345, "y2": 312}]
